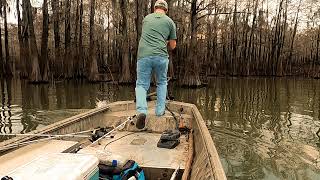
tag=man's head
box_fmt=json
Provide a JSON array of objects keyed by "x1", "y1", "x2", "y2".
[{"x1": 154, "y1": 0, "x2": 168, "y2": 13}]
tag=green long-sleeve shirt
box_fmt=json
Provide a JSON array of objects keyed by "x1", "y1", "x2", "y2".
[{"x1": 137, "y1": 13, "x2": 177, "y2": 60}]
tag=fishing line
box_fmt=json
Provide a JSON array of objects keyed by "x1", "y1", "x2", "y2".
[
  {"x1": 92, "y1": 115, "x2": 137, "y2": 146},
  {"x1": 103, "y1": 132, "x2": 136, "y2": 150}
]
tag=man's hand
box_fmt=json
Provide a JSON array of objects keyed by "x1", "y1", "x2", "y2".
[{"x1": 168, "y1": 40, "x2": 176, "y2": 50}]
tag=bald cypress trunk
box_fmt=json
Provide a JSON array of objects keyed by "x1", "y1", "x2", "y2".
[
  {"x1": 88, "y1": 0, "x2": 99, "y2": 81},
  {"x1": 316, "y1": 26, "x2": 320, "y2": 78},
  {"x1": 73, "y1": 0, "x2": 80, "y2": 77},
  {"x1": 180, "y1": 0, "x2": 201, "y2": 86},
  {"x1": 78, "y1": 0, "x2": 84, "y2": 77},
  {"x1": 26, "y1": 0, "x2": 41, "y2": 83},
  {"x1": 136, "y1": 0, "x2": 145, "y2": 48},
  {"x1": 119, "y1": 0, "x2": 131, "y2": 83},
  {"x1": 4, "y1": 4, "x2": 11, "y2": 77},
  {"x1": 0, "y1": 24, "x2": 3, "y2": 78},
  {"x1": 65, "y1": 0, "x2": 72, "y2": 78},
  {"x1": 246, "y1": 0, "x2": 259, "y2": 76},
  {"x1": 21, "y1": 0, "x2": 31, "y2": 78},
  {"x1": 167, "y1": 0, "x2": 175, "y2": 79},
  {"x1": 231, "y1": 0, "x2": 238, "y2": 75},
  {"x1": 40, "y1": 0, "x2": 49, "y2": 82},
  {"x1": 16, "y1": 0, "x2": 27, "y2": 78},
  {"x1": 51, "y1": 0, "x2": 61, "y2": 77}
]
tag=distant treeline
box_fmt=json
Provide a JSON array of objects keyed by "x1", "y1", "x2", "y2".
[{"x1": 0, "y1": 0, "x2": 319, "y2": 86}]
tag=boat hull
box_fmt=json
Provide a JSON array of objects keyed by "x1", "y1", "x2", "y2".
[{"x1": 0, "y1": 101, "x2": 226, "y2": 180}]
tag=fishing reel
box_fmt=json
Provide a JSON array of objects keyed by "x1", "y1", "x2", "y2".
[
  {"x1": 1, "y1": 176, "x2": 13, "y2": 180},
  {"x1": 128, "y1": 115, "x2": 137, "y2": 126},
  {"x1": 90, "y1": 127, "x2": 113, "y2": 142}
]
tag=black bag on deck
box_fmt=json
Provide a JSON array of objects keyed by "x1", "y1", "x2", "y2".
[{"x1": 157, "y1": 130, "x2": 181, "y2": 149}]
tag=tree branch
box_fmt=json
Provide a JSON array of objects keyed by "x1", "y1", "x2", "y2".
[
  {"x1": 197, "y1": 3, "x2": 214, "y2": 14},
  {"x1": 184, "y1": 9, "x2": 191, "y2": 14},
  {"x1": 196, "y1": 1, "x2": 205, "y2": 11},
  {"x1": 197, "y1": 11, "x2": 250, "y2": 21}
]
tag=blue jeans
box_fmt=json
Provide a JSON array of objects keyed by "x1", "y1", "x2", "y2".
[{"x1": 135, "y1": 56, "x2": 169, "y2": 116}]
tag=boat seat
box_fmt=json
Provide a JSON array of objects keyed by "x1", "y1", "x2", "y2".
[{"x1": 0, "y1": 140, "x2": 79, "y2": 176}]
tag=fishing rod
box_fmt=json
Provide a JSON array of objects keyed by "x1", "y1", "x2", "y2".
[
  {"x1": 0, "y1": 128, "x2": 102, "y2": 139},
  {"x1": 0, "y1": 128, "x2": 102, "y2": 152},
  {"x1": 0, "y1": 136, "x2": 60, "y2": 152},
  {"x1": 92, "y1": 114, "x2": 137, "y2": 146},
  {"x1": 0, "y1": 133, "x2": 91, "y2": 138},
  {"x1": 170, "y1": 164, "x2": 180, "y2": 180}
]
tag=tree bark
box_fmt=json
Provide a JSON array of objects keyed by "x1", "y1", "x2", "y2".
[
  {"x1": 16, "y1": 0, "x2": 28, "y2": 78},
  {"x1": 73, "y1": 0, "x2": 80, "y2": 77},
  {"x1": 17, "y1": 1, "x2": 31, "y2": 78},
  {"x1": 88, "y1": 0, "x2": 99, "y2": 81},
  {"x1": 276, "y1": 0, "x2": 288, "y2": 76},
  {"x1": 51, "y1": 0, "x2": 61, "y2": 77},
  {"x1": 231, "y1": 0, "x2": 238, "y2": 75},
  {"x1": 40, "y1": 0, "x2": 49, "y2": 82},
  {"x1": 0, "y1": 21, "x2": 3, "y2": 78},
  {"x1": 180, "y1": 0, "x2": 202, "y2": 86},
  {"x1": 4, "y1": 4, "x2": 11, "y2": 77},
  {"x1": 79, "y1": 0, "x2": 84, "y2": 77},
  {"x1": 26, "y1": 0, "x2": 41, "y2": 83},
  {"x1": 246, "y1": 0, "x2": 259, "y2": 76},
  {"x1": 287, "y1": 0, "x2": 301, "y2": 75},
  {"x1": 150, "y1": 0, "x2": 156, "y2": 13},
  {"x1": 316, "y1": 26, "x2": 320, "y2": 77},
  {"x1": 167, "y1": 0, "x2": 175, "y2": 79},
  {"x1": 136, "y1": 0, "x2": 145, "y2": 48},
  {"x1": 65, "y1": 0, "x2": 72, "y2": 78},
  {"x1": 119, "y1": 0, "x2": 131, "y2": 83}
]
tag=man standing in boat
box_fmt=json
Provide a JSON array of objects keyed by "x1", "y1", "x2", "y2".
[{"x1": 135, "y1": 0, "x2": 177, "y2": 129}]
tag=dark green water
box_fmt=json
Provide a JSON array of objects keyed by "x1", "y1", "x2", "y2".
[{"x1": 1, "y1": 77, "x2": 320, "y2": 179}]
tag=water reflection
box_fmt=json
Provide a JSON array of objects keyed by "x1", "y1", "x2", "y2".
[
  {"x1": 0, "y1": 77, "x2": 320, "y2": 179},
  {"x1": 172, "y1": 77, "x2": 320, "y2": 180},
  {"x1": 0, "y1": 80, "x2": 132, "y2": 141}
]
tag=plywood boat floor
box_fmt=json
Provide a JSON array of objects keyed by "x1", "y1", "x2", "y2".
[
  {"x1": 78, "y1": 131, "x2": 188, "y2": 169},
  {"x1": 0, "y1": 140, "x2": 79, "y2": 176}
]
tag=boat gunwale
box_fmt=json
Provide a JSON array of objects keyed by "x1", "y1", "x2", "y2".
[
  {"x1": 0, "y1": 106, "x2": 109, "y2": 148},
  {"x1": 167, "y1": 101, "x2": 227, "y2": 180},
  {"x1": 0, "y1": 101, "x2": 139, "y2": 148},
  {"x1": 190, "y1": 103, "x2": 227, "y2": 180}
]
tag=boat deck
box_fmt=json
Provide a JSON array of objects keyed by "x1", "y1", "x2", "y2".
[
  {"x1": 104, "y1": 108, "x2": 193, "y2": 133},
  {"x1": 79, "y1": 131, "x2": 188, "y2": 169}
]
